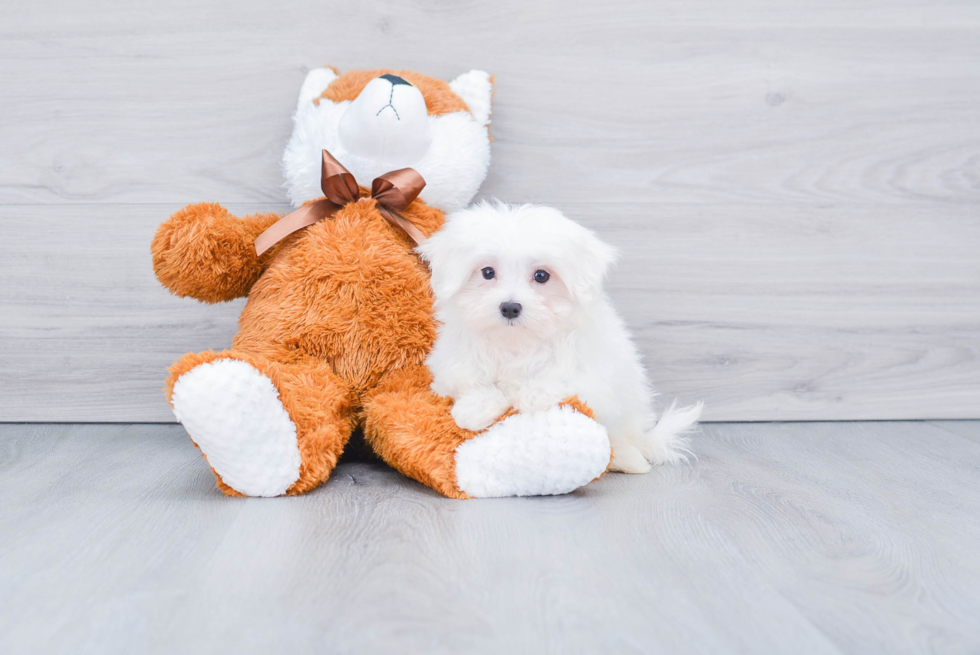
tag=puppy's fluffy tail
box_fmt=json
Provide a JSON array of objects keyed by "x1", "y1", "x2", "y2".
[{"x1": 643, "y1": 400, "x2": 703, "y2": 464}]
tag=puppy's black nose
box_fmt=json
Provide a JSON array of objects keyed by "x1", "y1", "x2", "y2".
[
  {"x1": 379, "y1": 74, "x2": 412, "y2": 86},
  {"x1": 500, "y1": 302, "x2": 522, "y2": 320}
]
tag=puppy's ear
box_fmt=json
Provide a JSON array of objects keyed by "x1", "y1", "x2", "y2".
[
  {"x1": 552, "y1": 228, "x2": 619, "y2": 303},
  {"x1": 416, "y1": 227, "x2": 478, "y2": 301}
]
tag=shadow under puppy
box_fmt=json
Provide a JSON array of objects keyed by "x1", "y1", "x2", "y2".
[{"x1": 418, "y1": 202, "x2": 702, "y2": 473}]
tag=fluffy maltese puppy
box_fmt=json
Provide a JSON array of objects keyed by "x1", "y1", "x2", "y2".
[{"x1": 417, "y1": 202, "x2": 703, "y2": 473}]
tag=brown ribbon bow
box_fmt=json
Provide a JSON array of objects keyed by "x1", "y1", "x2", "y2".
[{"x1": 254, "y1": 149, "x2": 427, "y2": 256}]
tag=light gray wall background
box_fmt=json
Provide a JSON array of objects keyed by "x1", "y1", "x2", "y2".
[{"x1": 1, "y1": 0, "x2": 978, "y2": 422}]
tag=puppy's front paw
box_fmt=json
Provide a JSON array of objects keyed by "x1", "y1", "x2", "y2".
[
  {"x1": 515, "y1": 384, "x2": 567, "y2": 415},
  {"x1": 451, "y1": 388, "x2": 511, "y2": 432}
]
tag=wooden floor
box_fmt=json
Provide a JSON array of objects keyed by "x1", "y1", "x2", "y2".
[{"x1": 2, "y1": 422, "x2": 979, "y2": 654}]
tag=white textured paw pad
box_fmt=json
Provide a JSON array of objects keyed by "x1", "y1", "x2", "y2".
[
  {"x1": 455, "y1": 405, "x2": 611, "y2": 498},
  {"x1": 172, "y1": 359, "x2": 301, "y2": 497}
]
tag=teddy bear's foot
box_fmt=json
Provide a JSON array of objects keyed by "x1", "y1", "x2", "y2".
[
  {"x1": 171, "y1": 359, "x2": 301, "y2": 497},
  {"x1": 454, "y1": 405, "x2": 611, "y2": 498}
]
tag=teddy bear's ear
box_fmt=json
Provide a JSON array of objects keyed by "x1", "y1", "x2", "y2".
[
  {"x1": 450, "y1": 70, "x2": 493, "y2": 126},
  {"x1": 297, "y1": 66, "x2": 339, "y2": 110}
]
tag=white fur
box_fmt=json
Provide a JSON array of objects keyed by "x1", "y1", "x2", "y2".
[
  {"x1": 172, "y1": 359, "x2": 301, "y2": 496},
  {"x1": 282, "y1": 68, "x2": 492, "y2": 213},
  {"x1": 449, "y1": 70, "x2": 493, "y2": 127},
  {"x1": 418, "y1": 202, "x2": 703, "y2": 473}
]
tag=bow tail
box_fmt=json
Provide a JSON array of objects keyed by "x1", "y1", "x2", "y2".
[
  {"x1": 254, "y1": 199, "x2": 340, "y2": 256},
  {"x1": 377, "y1": 206, "x2": 428, "y2": 246}
]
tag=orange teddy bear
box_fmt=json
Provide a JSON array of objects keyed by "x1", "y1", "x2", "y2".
[{"x1": 151, "y1": 68, "x2": 612, "y2": 499}]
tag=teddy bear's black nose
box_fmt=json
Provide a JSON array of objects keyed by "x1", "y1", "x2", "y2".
[
  {"x1": 379, "y1": 74, "x2": 412, "y2": 86},
  {"x1": 500, "y1": 302, "x2": 522, "y2": 320}
]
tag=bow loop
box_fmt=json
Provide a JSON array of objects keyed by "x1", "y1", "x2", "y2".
[
  {"x1": 321, "y1": 150, "x2": 360, "y2": 206},
  {"x1": 371, "y1": 168, "x2": 425, "y2": 211},
  {"x1": 254, "y1": 149, "x2": 427, "y2": 256}
]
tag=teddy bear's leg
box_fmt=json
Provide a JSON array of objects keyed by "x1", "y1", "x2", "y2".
[
  {"x1": 363, "y1": 368, "x2": 611, "y2": 499},
  {"x1": 166, "y1": 350, "x2": 356, "y2": 497},
  {"x1": 362, "y1": 383, "x2": 470, "y2": 499}
]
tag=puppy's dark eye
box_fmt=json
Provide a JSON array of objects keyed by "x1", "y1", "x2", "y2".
[
  {"x1": 533, "y1": 269, "x2": 550, "y2": 284},
  {"x1": 481, "y1": 267, "x2": 495, "y2": 280}
]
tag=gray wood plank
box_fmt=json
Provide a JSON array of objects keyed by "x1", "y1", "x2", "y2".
[
  {"x1": 1, "y1": 421, "x2": 979, "y2": 654},
  {"x1": 2, "y1": 203, "x2": 977, "y2": 422},
  {"x1": 928, "y1": 420, "x2": 980, "y2": 445},
  {"x1": 1, "y1": 2, "x2": 977, "y2": 206}
]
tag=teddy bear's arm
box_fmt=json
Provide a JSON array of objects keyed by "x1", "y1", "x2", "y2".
[{"x1": 151, "y1": 202, "x2": 281, "y2": 303}]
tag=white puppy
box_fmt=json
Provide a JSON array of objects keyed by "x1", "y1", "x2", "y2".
[{"x1": 417, "y1": 202, "x2": 703, "y2": 473}]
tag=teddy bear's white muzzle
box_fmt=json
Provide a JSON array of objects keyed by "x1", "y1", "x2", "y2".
[{"x1": 338, "y1": 75, "x2": 432, "y2": 169}]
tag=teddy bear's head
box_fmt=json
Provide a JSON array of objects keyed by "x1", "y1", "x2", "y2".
[{"x1": 282, "y1": 68, "x2": 493, "y2": 214}]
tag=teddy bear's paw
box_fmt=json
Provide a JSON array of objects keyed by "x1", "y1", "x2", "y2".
[
  {"x1": 172, "y1": 359, "x2": 301, "y2": 497},
  {"x1": 454, "y1": 405, "x2": 611, "y2": 498}
]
